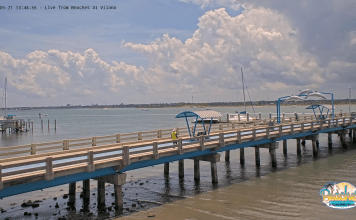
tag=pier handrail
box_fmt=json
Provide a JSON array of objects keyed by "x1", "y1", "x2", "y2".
[{"x1": 0, "y1": 116, "x2": 354, "y2": 191}]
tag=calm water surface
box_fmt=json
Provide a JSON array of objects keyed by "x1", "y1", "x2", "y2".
[{"x1": 1, "y1": 106, "x2": 356, "y2": 219}]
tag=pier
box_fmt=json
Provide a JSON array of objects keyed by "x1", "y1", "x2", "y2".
[{"x1": 0, "y1": 113, "x2": 355, "y2": 211}]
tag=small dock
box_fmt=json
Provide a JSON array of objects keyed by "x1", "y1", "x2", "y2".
[{"x1": 0, "y1": 113, "x2": 355, "y2": 211}]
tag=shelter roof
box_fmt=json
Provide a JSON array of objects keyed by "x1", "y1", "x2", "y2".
[{"x1": 175, "y1": 110, "x2": 222, "y2": 119}]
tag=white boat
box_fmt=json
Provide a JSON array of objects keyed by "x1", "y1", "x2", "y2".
[{"x1": 142, "y1": 108, "x2": 149, "y2": 111}]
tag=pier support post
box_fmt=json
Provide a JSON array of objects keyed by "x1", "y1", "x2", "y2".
[
  {"x1": 211, "y1": 161, "x2": 218, "y2": 183},
  {"x1": 179, "y1": 160, "x2": 184, "y2": 179},
  {"x1": 353, "y1": 129, "x2": 356, "y2": 143},
  {"x1": 341, "y1": 133, "x2": 347, "y2": 148},
  {"x1": 328, "y1": 133, "x2": 332, "y2": 148},
  {"x1": 240, "y1": 148, "x2": 245, "y2": 165},
  {"x1": 114, "y1": 185, "x2": 123, "y2": 211},
  {"x1": 312, "y1": 140, "x2": 318, "y2": 157},
  {"x1": 97, "y1": 181, "x2": 105, "y2": 209},
  {"x1": 164, "y1": 163, "x2": 169, "y2": 176},
  {"x1": 194, "y1": 160, "x2": 200, "y2": 181},
  {"x1": 270, "y1": 144, "x2": 277, "y2": 168},
  {"x1": 83, "y1": 179, "x2": 90, "y2": 205},
  {"x1": 68, "y1": 182, "x2": 76, "y2": 206},
  {"x1": 283, "y1": 140, "x2": 287, "y2": 155},
  {"x1": 296, "y1": 139, "x2": 301, "y2": 155},
  {"x1": 255, "y1": 146, "x2": 260, "y2": 167},
  {"x1": 301, "y1": 138, "x2": 306, "y2": 145},
  {"x1": 225, "y1": 150, "x2": 230, "y2": 161},
  {"x1": 349, "y1": 129, "x2": 352, "y2": 138}
]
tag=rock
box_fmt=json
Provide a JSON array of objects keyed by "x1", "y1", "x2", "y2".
[
  {"x1": 63, "y1": 194, "x2": 68, "y2": 199},
  {"x1": 21, "y1": 200, "x2": 33, "y2": 207},
  {"x1": 111, "y1": 193, "x2": 115, "y2": 196},
  {"x1": 28, "y1": 213, "x2": 32, "y2": 216},
  {"x1": 107, "y1": 207, "x2": 112, "y2": 211},
  {"x1": 147, "y1": 213, "x2": 156, "y2": 217},
  {"x1": 106, "y1": 193, "x2": 108, "y2": 195},
  {"x1": 10, "y1": 203, "x2": 17, "y2": 206},
  {"x1": 146, "y1": 180, "x2": 149, "y2": 182},
  {"x1": 34, "y1": 200, "x2": 43, "y2": 203},
  {"x1": 125, "y1": 208, "x2": 130, "y2": 211},
  {"x1": 1, "y1": 209, "x2": 7, "y2": 213},
  {"x1": 139, "y1": 182, "x2": 144, "y2": 185},
  {"x1": 24, "y1": 212, "x2": 29, "y2": 216},
  {"x1": 34, "y1": 213, "x2": 39, "y2": 217},
  {"x1": 124, "y1": 202, "x2": 126, "y2": 204},
  {"x1": 60, "y1": 189, "x2": 64, "y2": 191},
  {"x1": 136, "y1": 193, "x2": 138, "y2": 195},
  {"x1": 112, "y1": 202, "x2": 115, "y2": 206},
  {"x1": 55, "y1": 203, "x2": 59, "y2": 208},
  {"x1": 53, "y1": 197, "x2": 57, "y2": 200},
  {"x1": 77, "y1": 186, "x2": 81, "y2": 188},
  {"x1": 92, "y1": 193, "x2": 95, "y2": 195},
  {"x1": 132, "y1": 204, "x2": 136, "y2": 207},
  {"x1": 32, "y1": 203, "x2": 40, "y2": 208},
  {"x1": 87, "y1": 212, "x2": 93, "y2": 217}
]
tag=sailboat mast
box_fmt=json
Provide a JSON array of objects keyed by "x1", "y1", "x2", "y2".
[
  {"x1": 241, "y1": 68, "x2": 246, "y2": 112},
  {"x1": 4, "y1": 77, "x2": 7, "y2": 110}
]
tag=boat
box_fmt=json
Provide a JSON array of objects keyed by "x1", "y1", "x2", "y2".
[
  {"x1": 142, "y1": 108, "x2": 149, "y2": 111},
  {"x1": 228, "y1": 68, "x2": 256, "y2": 122}
]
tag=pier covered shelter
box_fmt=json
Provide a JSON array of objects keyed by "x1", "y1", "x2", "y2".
[
  {"x1": 175, "y1": 110, "x2": 222, "y2": 137},
  {"x1": 306, "y1": 104, "x2": 331, "y2": 121}
]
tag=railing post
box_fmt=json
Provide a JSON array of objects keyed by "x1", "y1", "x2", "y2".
[
  {"x1": 238, "y1": 113, "x2": 240, "y2": 121},
  {"x1": 176, "y1": 128, "x2": 180, "y2": 135},
  {"x1": 290, "y1": 123, "x2": 294, "y2": 134},
  {"x1": 343, "y1": 117, "x2": 346, "y2": 126},
  {"x1": 199, "y1": 136, "x2": 205, "y2": 151},
  {"x1": 0, "y1": 165, "x2": 3, "y2": 190},
  {"x1": 31, "y1": 143, "x2": 37, "y2": 155},
  {"x1": 63, "y1": 140, "x2": 69, "y2": 150},
  {"x1": 311, "y1": 121, "x2": 314, "y2": 130},
  {"x1": 158, "y1": 130, "x2": 162, "y2": 138},
  {"x1": 92, "y1": 136, "x2": 97, "y2": 146},
  {"x1": 252, "y1": 129, "x2": 256, "y2": 141},
  {"x1": 232, "y1": 123, "x2": 235, "y2": 129},
  {"x1": 177, "y1": 138, "x2": 183, "y2": 155},
  {"x1": 237, "y1": 130, "x2": 241, "y2": 144},
  {"x1": 319, "y1": 120, "x2": 323, "y2": 130},
  {"x1": 279, "y1": 124, "x2": 283, "y2": 136},
  {"x1": 45, "y1": 157, "x2": 54, "y2": 180},
  {"x1": 123, "y1": 146, "x2": 130, "y2": 166},
  {"x1": 266, "y1": 126, "x2": 270, "y2": 139},
  {"x1": 328, "y1": 119, "x2": 331, "y2": 128},
  {"x1": 259, "y1": 112, "x2": 261, "y2": 120},
  {"x1": 336, "y1": 118, "x2": 339, "y2": 127},
  {"x1": 87, "y1": 151, "x2": 95, "y2": 172},
  {"x1": 138, "y1": 132, "x2": 142, "y2": 140},
  {"x1": 219, "y1": 124, "x2": 223, "y2": 130},
  {"x1": 116, "y1": 134, "x2": 121, "y2": 143},
  {"x1": 269, "y1": 112, "x2": 272, "y2": 120},
  {"x1": 219, "y1": 133, "x2": 225, "y2": 148},
  {"x1": 247, "y1": 112, "x2": 250, "y2": 121},
  {"x1": 350, "y1": 117, "x2": 353, "y2": 126},
  {"x1": 153, "y1": 142, "x2": 159, "y2": 159}
]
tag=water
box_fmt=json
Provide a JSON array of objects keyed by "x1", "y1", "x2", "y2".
[{"x1": 1, "y1": 105, "x2": 356, "y2": 219}]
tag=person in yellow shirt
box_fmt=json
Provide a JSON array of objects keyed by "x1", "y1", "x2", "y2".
[{"x1": 171, "y1": 129, "x2": 178, "y2": 145}]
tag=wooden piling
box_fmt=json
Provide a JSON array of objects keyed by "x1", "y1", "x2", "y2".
[
  {"x1": 312, "y1": 140, "x2": 318, "y2": 157},
  {"x1": 328, "y1": 133, "x2": 332, "y2": 148},
  {"x1": 31, "y1": 122, "x2": 33, "y2": 132},
  {"x1": 164, "y1": 163, "x2": 169, "y2": 176},
  {"x1": 41, "y1": 120, "x2": 43, "y2": 130},
  {"x1": 68, "y1": 182, "x2": 76, "y2": 206},
  {"x1": 179, "y1": 160, "x2": 184, "y2": 179},
  {"x1": 255, "y1": 146, "x2": 260, "y2": 167},
  {"x1": 55, "y1": 119, "x2": 56, "y2": 131},
  {"x1": 301, "y1": 138, "x2": 306, "y2": 145},
  {"x1": 296, "y1": 139, "x2": 301, "y2": 155},
  {"x1": 283, "y1": 140, "x2": 287, "y2": 155},
  {"x1": 240, "y1": 148, "x2": 245, "y2": 165},
  {"x1": 270, "y1": 146, "x2": 277, "y2": 167},
  {"x1": 83, "y1": 179, "x2": 90, "y2": 202},
  {"x1": 341, "y1": 133, "x2": 347, "y2": 148},
  {"x1": 114, "y1": 185, "x2": 123, "y2": 210},
  {"x1": 194, "y1": 160, "x2": 200, "y2": 181},
  {"x1": 48, "y1": 119, "x2": 49, "y2": 130},
  {"x1": 97, "y1": 180, "x2": 105, "y2": 208},
  {"x1": 225, "y1": 150, "x2": 230, "y2": 161},
  {"x1": 211, "y1": 161, "x2": 218, "y2": 183}
]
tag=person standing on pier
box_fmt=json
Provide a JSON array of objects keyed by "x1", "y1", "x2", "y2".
[{"x1": 171, "y1": 129, "x2": 178, "y2": 146}]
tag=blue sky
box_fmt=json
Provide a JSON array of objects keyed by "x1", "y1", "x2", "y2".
[{"x1": 0, "y1": 0, "x2": 355, "y2": 107}]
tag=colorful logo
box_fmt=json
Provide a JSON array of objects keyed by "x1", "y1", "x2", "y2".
[{"x1": 320, "y1": 182, "x2": 356, "y2": 209}]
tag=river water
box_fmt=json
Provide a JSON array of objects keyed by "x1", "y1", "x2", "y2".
[{"x1": 1, "y1": 105, "x2": 356, "y2": 219}]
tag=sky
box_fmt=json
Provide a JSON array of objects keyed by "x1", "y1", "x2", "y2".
[{"x1": 0, "y1": 0, "x2": 356, "y2": 107}]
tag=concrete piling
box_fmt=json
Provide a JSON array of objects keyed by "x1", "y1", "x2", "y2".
[
  {"x1": 194, "y1": 160, "x2": 200, "y2": 181},
  {"x1": 68, "y1": 182, "x2": 76, "y2": 206},
  {"x1": 179, "y1": 160, "x2": 184, "y2": 179},
  {"x1": 114, "y1": 185, "x2": 123, "y2": 210},
  {"x1": 83, "y1": 179, "x2": 90, "y2": 205},
  {"x1": 341, "y1": 133, "x2": 347, "y2": 148},
  {"x1": 301, "y1": 138, "x2": 306, "y2": 145},
  {"x1": 328, "y1": 133, "x2": 332, "y2": 148},
  {"x1": 255, "y1": 146, "x2": 260, "y2": 167},
  {"x1": 353, "y1": 129, "x2": 356, "y2": 143},
  {"x1": 312, "y1": 140, "x2": 318, "y2": 157},
  {"x1": 270, "y1": 146, "x2": 277, "y2": 167}
]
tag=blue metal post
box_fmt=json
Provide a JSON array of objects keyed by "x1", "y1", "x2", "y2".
[
  {"x1": 192, "y1": 116, "x2": 198, "y2": 137},
  {"x1": 185, "y1": 116, "x2": 192, "y2": 137},
  {"x1": 201, "y1": 118, "x2": 206, "y2": 134},
  {"x1": 208, "y1": 118, "x2": 213, "y2": 135}
]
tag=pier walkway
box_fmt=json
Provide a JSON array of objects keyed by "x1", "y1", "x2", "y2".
[{"x1": 1, "y1": 114, "x2": 356, "y2": 210}]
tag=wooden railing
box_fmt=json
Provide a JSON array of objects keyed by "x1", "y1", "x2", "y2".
[
  {"x1": 0, "y1": 113, "x2": 350, "y2": 159},
  {"x1": 0, "y1": 115, "x2": 353, "y2": 190}
]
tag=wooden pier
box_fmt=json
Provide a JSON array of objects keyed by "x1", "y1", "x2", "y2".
[{"x1": 0, "y1": 113, "x2": 355, "y2": 211}]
